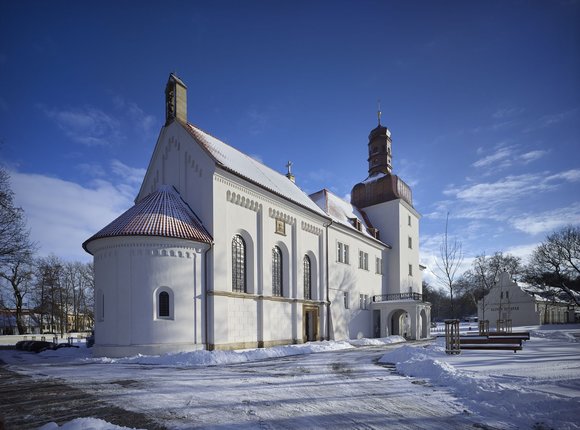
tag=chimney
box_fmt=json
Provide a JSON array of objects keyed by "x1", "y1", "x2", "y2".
[{"x1": 165, "y1": 73, "x2": 187, "y2": 125}]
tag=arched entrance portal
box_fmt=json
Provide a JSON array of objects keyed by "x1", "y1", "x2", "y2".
[
  {"x1": 419, "y1": 309, "x2": 428, "y2": 339},
  {"x1": 390, "y1": 309, "x2": 410, "y2": 339}
]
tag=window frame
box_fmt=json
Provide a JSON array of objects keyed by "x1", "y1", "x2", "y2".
[
  {"x1": 303, "y1": 255, "x2": 312, "y2": 300},
  {"x1": 232, "y1": 234, "x2": 247, "y2": 293},
  {"x1": 155, "y1": 287, "x2": 174, "y2": 320},
  {"x1": 272, "y1": 246, "x2": 283, "y2": 297}
]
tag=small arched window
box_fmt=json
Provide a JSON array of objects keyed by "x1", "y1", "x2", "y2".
[
  {"x1": 232, "y1": 235, "x2": 247, "y2": 293},
  {"x1": 155, "y1": 288, "x2": 173, "y2": 320},
  {"x1": 303, "y1": 255, "x2": 312, "y2": 300},
  {"x1": 272, "y1": 246, "x2": 283, "y2": 296},
  {"x1": 159, "y1": 291, "x2": 170, "y2": 317}
]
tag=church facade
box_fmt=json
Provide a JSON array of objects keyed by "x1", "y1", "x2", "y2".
[{"x1": 83, "y1": 74, "x2": 431, "y2": 357}]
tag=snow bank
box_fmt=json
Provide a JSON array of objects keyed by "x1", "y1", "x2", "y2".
[
  {"x1": 91, "y1": 340, "x2": 355, "y2": 366},
  {"x1": 39, "y1": 417, "x2": 142, "y2": 430},
  {"x1": 348, "y1": 335, "x2": 405, "y2": 346},
  {"x1": 379, "y1": 339, "x2": 580, "y2": 429}
]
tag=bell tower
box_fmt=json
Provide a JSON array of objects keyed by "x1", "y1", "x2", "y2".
[
  {"x1": 367, "y1": 105, "x2": 392, "y2": 176},
  {"x1": 165, "y1": 73, "x2": 188, "y2": 125}
]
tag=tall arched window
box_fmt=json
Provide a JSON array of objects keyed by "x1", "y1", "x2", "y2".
[
  {"x1": 272, "y1": 246, "x2": 283, "y2": 296},
  {"x1": 158, "y1": 291, "x2": 170, "y2": 317},
  {"x1": 232, "y1": 235, "x2": 247, "y2": 293},
  {"x1": 303, "y1": 255, "x2": 312, "y2": 300}
]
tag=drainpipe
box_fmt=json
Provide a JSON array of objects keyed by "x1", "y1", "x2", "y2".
[
  {"x1": 325, "y1": 220, "x2": 333, "y2": 340},
  {"x1": 203, "y1": 242, "x2": 214, "y2": 350}
]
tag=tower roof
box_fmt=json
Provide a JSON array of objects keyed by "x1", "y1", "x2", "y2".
[{"x1": 83, "y1": 185, "x2": 212, "y2": 253}]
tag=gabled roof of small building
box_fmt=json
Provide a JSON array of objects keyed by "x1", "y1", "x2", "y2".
[
  {"x1": 184, "y1": 123, "x2": 328, "y2": 218},
  {"x1": 83, "y1": 185, "x2": 212, "y2": 252}
]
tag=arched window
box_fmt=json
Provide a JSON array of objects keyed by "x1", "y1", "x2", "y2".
[
  {"x1": 155, "y1": 288, "x2": 174, "y2": 320},
  {"x1": 303, "y1": 255, "x2": 312, "y2": 300},
  {"x1": 232, "y1": 235, "x2": 247, "y2": 293},
  {"x1": 272, "y1": 246, "x2": 283, "y2": 296},
  {"x1": 158, "y1": 291, "x2": 170, "y2": 317}
]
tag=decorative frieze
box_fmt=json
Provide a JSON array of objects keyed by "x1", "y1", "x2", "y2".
[
  {"x1": 268, "y1": 208, "x2": 296, "y2": 225},
  {"x1": 226, "y1": 190, "x2": 262, "y2": 212},
  {"x1": 301, "y1": 221, "x2": 324, "y2": 236}
]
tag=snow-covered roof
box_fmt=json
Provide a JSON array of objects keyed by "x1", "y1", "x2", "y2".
[
  {"x1": 520, "y1": 283, "x2": 576, "y2": 304},
  {"x1": 309, "y1": 189, "x2": 384, "y2": 243},
  {"x1": 184, "y1": 123, "x2": 328, "y2": 218},
  {"x1": 83, "y1": 185, "x2": 212, "y2": 251}
]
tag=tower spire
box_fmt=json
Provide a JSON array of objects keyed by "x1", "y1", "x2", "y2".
[{"x1": 377, "y1": 99, "x2": 382, "y2": 126}]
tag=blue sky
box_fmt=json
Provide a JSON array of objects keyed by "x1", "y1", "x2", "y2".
[{"x1": 1, "y1": 1, "x2": 579, "y2": 283}]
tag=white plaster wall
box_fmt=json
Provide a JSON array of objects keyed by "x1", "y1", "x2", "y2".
[
  {"x1": 363, "y1": 199, "x2": 421, "y2": 295},
  {"x1": 328, "y1": 225, "x2": 384, "y2": 340},
  {"x1": 478, "y1": 281, "x2": 541, "y2": 327},
  {"x1": 210, "y1": 170, "x2": 328, "y2": 348},
  {"x1": 88, "y1": 236, "x2": 208, "y2": 357},
  {"x1": 137, "y1": 122, "x2": 216, "y2": 233}
]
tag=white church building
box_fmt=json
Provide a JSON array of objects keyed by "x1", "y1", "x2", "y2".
[{"x1": 83, "y1": 74, "x2": 431, "y2": 357}]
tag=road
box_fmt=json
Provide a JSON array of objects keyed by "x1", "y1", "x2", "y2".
[{"x1": 0, "y1": 342, "x2": 495, "y2": 429}]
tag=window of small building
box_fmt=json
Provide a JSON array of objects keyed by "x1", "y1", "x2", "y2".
[
  {"x1": 408, "y1": 236, "x2": 413, "y2": 249},
  {"x1": 232, "y1": 234, "x2": 247, "y2": 293},
  {"x1": 344, "y1": 292, "x2": 349, "y2": 309},
  {"x1": 375, "y1": 257, "x2": 382, "y2": 274},
  {"x1": 303, "y1": 255, "x2": 312, "y2": 300},
  {"x1": 408, "y1": 264, "x2": 413, "y2": 276},
  {"x1": 272, "y1": 246, "x2": 283, "y2": 297}
]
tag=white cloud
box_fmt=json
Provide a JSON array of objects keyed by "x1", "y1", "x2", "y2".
[
  {"x1": 503, "y1": 243, "x2": 539, "y2": 265},
  {"x1": 492, "y1": 107, "x2": 523, "y2": 120},
  {"x1": 113, "y1": 96, "x2": 157, "y2": 139},
  {"x1": 545, "y1": 169, "x2": 580, "y2": 182},
  {"x1": 519, "y1": 150, "x2": 547, "y2": 164},
  {"x1": 511, "y1": 203, "x2": 580, "y2": 235},
  {"x1": 10, "y1": 165, "x2": 141, "y2": 262},
  {"x1": 523, "y1": 108, "x2": 578, "y2": 133},
  {"x1": 249, "y1": 154, "x2": 264, "y2": 163},
  {"x1": 110, "y1": 159, "x2": 146, "y2": 186},
  {"x1": 472, "y1": 146, "x2": 514, "y2": 168},
  {"x1": 39, "y1": 104, "x2": 123, "y2": 146},
  {"x1": 444, "y1": 169, "x2": 579, "y2": 206}
]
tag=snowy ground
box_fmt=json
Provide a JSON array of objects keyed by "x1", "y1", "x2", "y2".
[{"x1": 0, "y1": 326, "x2": 578, "y2": 429}]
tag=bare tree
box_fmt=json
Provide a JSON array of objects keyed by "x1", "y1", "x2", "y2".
[
  {"x1": 524, "y1": 225, "x2": 580, "y2": 306},
  {"x1": 0, "y1": 168, "x2": 33, "y2": 265},
  {"x1": 34, "y1": 255, "x2": 64, "y2": 334},
  {"x1": 0, "y1": 253, "x2": 35, "y2": 334},
  {"x1": 434, "y1": 213, "x2": 464, "y2": 319},
  {"x1": 0, "y1": 167, "x2": 36, "y2": 334}
]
